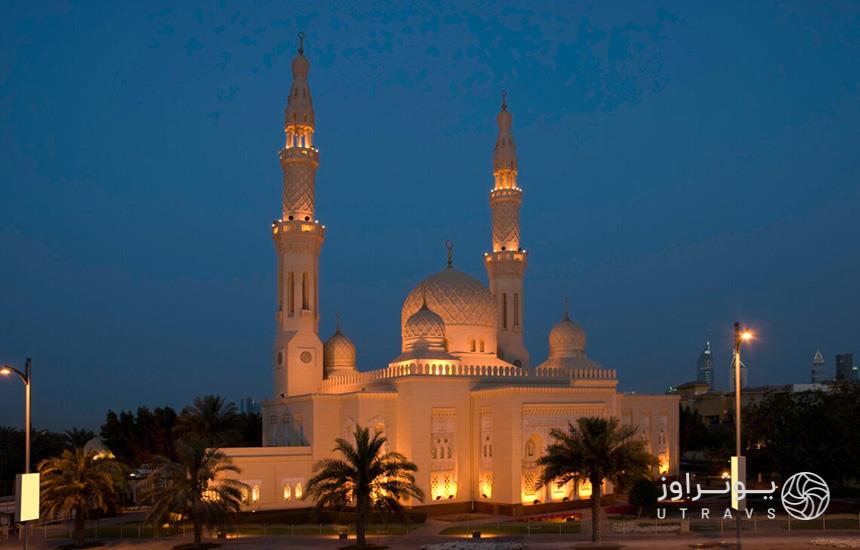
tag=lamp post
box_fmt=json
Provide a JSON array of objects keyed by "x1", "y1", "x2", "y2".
[
  {"x1": 1, "y1": 358, "x2": 32, "y2": 550},
  {"x1": 732, "y1": 324, "x2": 752, "y2": 550}
]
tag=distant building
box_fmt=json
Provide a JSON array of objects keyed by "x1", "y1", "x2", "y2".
[
  {"x1": 696, "y1": 341, "x2": 715, "y2": 388},
  {"x1": 835, "y1": 353, "x2": 857, "y2": 381},
  {"x1": 811, "y1": 348, "x2": 827, "y2": 383},
  {"x1": 729, "y1": 357, "x2": 748, "y2": 392},
  {"x1": 239, "y1": 397, "x2": 260, "y2": 415},
  {"x1": 677, "y1": 382, "x2": 829, "y2": 426}
]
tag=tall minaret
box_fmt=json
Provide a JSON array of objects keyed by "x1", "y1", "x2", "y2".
[
  {"x1": 271, "y1": 33, "x2": 326, "y2": 398},
  {"x1": 484, "y1": 92, "x2": 529, "y2": 368}
]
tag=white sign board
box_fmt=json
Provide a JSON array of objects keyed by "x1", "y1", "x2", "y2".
[{"x1": 15, "y1": 473, "x2": 39, "y2": 522}]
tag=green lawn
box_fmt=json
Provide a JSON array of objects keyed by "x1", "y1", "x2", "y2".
[{"x1": 439, "y1": 521, "x2": 581, "y2": 536}]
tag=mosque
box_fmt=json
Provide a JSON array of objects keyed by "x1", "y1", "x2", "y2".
[{"x1": 223, "y1": 38, "x2": 679, "y2": 515}]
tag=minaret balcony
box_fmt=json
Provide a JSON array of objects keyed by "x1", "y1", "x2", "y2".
[
  {"x1": 484, "y1": 249, "x2": 527, "y2": 264},
  {"x1": 279, "y1": 146, "x2": 320, "y2": 163},
  {"x1": 272, "y1": 218, "x2": 326, "y2": 239},
  {"x1": 490, "y1": 187, "x2": 522, "y2": 202}
]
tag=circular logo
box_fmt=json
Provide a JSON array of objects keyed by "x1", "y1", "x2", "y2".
[
  {"x1": 781, "y1": 471, "x2": 830, "y2": 520},
  {"x1": 300, "y1": 351, "x2": 313, "y2": 364}
]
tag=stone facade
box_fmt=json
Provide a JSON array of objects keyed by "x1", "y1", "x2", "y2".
[{"x1": 222, "y1": 38, "x2": 679, "y2": 515}]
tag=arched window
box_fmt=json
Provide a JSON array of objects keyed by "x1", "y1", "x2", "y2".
[
  {"x1": 302, "y1": 272, "x2": 309, "y2": 310},
  {"x1": 502, "y1": 293, "x2": 508, "y2": 329},
  {"x1": 525, "y1": 440, "x2": 535, "y2": 457},
  {"x1": 479, "y1": 340, "x2": 485, "y2": 352},
  {"x1": 513, "y1": 293, "x2": 520, "y2": 326},
  {"x1": 288, "y1": 272, "x2": 295, "y2": 315},
  {"x1": 251, "y1": 484, "x2": 260, "y2": 503},
  {"x1": 470, "y1": 339, "x2": 476, "y2": 352},
  {"x1": 283, "y1": 483, "x2": 291, "y2": 500},
  {"x1": 294, "y1": 482, "x2": 303, "y2": 500}
]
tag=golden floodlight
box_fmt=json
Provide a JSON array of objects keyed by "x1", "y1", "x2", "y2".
[
  {"x1": 0, "y1": 367, "x2": 11, "y2": 375},
  {"x1": 741, "y1": 330, "x2": 754, "y2": 342}
]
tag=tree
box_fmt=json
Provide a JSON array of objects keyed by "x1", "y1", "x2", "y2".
[
  {"x1": 100, "y1": 407, "x2": 178, "y2": 465},
  {"x1": 38, "y1": 448, "x2": 125, "y2": 547},
  {"x1": 304, "y1": 425, "x2": 425, "y2": 547},
  {"x1": 142, "y1": 438, "x2": 246, "y2": 548},
  {"x1": 65, "y1": 428, "x2": 96, "y2": 449},
  {"x1": 175, "y1": 395, "x2": 242, "y2": 447},
  {"x1": 627, "y1": 477, "x2": 659, "y2": 517},
  {"x1": 237, "y1": 412, "x2": 262, "y2": 447},
  {"x1": 745, "y1": 382, "x2": 860, "y2": 486},
  {"x1": 537, "y1": 417, "x2": 656, "y2": 543}
]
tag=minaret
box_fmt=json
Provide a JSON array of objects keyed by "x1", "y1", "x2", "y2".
[
  {"x1": 484, "y1": 92, "x2": 529, "y2": 368},
  {"x1": 271, "y1": 33, "x2": 326, "y2": 398}
]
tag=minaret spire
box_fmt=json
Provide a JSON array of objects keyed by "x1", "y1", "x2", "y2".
[
  {"x1": 485, "y1": 92, "x2": 529, "y2": 368},
  {"x1": 270, "y1": 35, "x2": 326, "y2": 403},
  {"x1": 281, "y1": 31, "x2": 317, "y2": 222}
]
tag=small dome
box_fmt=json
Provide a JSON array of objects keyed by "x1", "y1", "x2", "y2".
[
  {"x1": 83, "y1": 437, "x2": 114, "y2": 459},
  {"x1": 549, "y1": 312, "x2": 586, "y2": 358},
  {"x1": 403, "y1": 301, "x2": 446, "y2": 351},
  {"x1": 324, "y1": 325, "x2": 356, "y2": 374},
  {"x1": 402, "y1": 268, "x2": 496, "y2": 331}
]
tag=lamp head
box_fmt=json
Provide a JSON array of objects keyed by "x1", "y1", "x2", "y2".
[
  {"x1": 0, "y1": 367, "x2": 11, "y2": 376},
  {"x1": 741, "y1": 330, "x2": 754, "y2": 342}
]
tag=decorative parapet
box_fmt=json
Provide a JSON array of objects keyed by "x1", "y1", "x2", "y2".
[
  {"x1": 272, "y1": 218, "x2": 325, "y2": 237},
  {"x1": 489, "y1": 187, "x2": 522, "y2": 201},
  {"x1": 278, "y1": 146, "x2": 319, "y2": 164},
  {"x1": 318, "y1": 361, "x2": 617, "y2": 392}
]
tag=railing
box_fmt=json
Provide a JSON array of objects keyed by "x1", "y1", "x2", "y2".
[{"x1": 319, "y1": 362, "x2": 617, "y2": 390}]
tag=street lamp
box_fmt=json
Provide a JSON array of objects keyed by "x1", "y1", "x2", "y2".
[
  {"x1": 732, "y1": 324, "x2": 753, "y2": 550},
  {"x1": 1, "y1": 358, "x2": 32, "y2": 550}
]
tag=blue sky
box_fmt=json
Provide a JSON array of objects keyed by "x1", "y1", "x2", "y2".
[{"x1": 1, "y1": 1, "x2": 858, "y2": 429}]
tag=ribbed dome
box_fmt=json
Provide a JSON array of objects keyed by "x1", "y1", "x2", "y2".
[
  {"x1": 402, "y1": 268, "x2": 496, "y2": 331},
  {"x1": 403, "y1": 301, "x2": 446, "y2": 351},
  {"x1": 324, "y1": 327, "x2": 356, "y2": 374},
  {"x1": 549, "y1": 313, "x2": 586, "y2": 357}
]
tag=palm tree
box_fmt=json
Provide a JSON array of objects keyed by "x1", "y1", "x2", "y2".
[
  {"x1": 174, "y1": 395, "x2": 242, "y2": 447},
  {"x1": 537, "y1": 416, "x2": 656, "y2": 543},
  {"x1": 304, "y1": 425, "x2": 424, "y2": 547},
  {"x1": 38, "y1": 448, "x2": 125, "y2": 547},
  {"x1": 65, "y1": 428, "x2": 96, "y2": 449},
  {"x1": 142, "y1": 438, "x2": 246, "y2": 548}
]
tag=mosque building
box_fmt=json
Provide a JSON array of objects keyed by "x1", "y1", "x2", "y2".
[{"x1": 223, "y1": 37, "x2": 679, "y2": 515}]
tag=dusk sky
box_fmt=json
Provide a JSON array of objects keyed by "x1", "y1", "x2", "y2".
[{"x1": 1, "y1": 1, "x2": 858, "y2": 430}]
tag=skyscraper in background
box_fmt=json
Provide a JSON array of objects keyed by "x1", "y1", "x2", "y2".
[
  {"x1": 730, "y1": 355, "x2": 748, "y2": 392},
  {"x1": 696, "y1": 341, "x2": 715, "y2": 388},
  {"x1": 835, "y1": 353, "x2": 857, "y2": 381},
  {"x1": 811, "y1": 348, "x2": 827, "y2": 383}
]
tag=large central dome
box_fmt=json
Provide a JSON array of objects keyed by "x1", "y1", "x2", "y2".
[{"x1": 402, "y1": 268, "x2": 497, "y2": 330}]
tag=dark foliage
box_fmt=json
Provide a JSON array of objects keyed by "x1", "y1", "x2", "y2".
[
  {"x1": 744, "y1": 382, "x2": 860, "y2": 486},
  {"x1": 101, "y1": 406, "x2": 179, "y2": 465},
  {"x1": 0, "y1": 426, "x2": 88, "y2": 495},
  {"x1": 627, "y1": 478, "x2": 659, "y2": 516}
]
